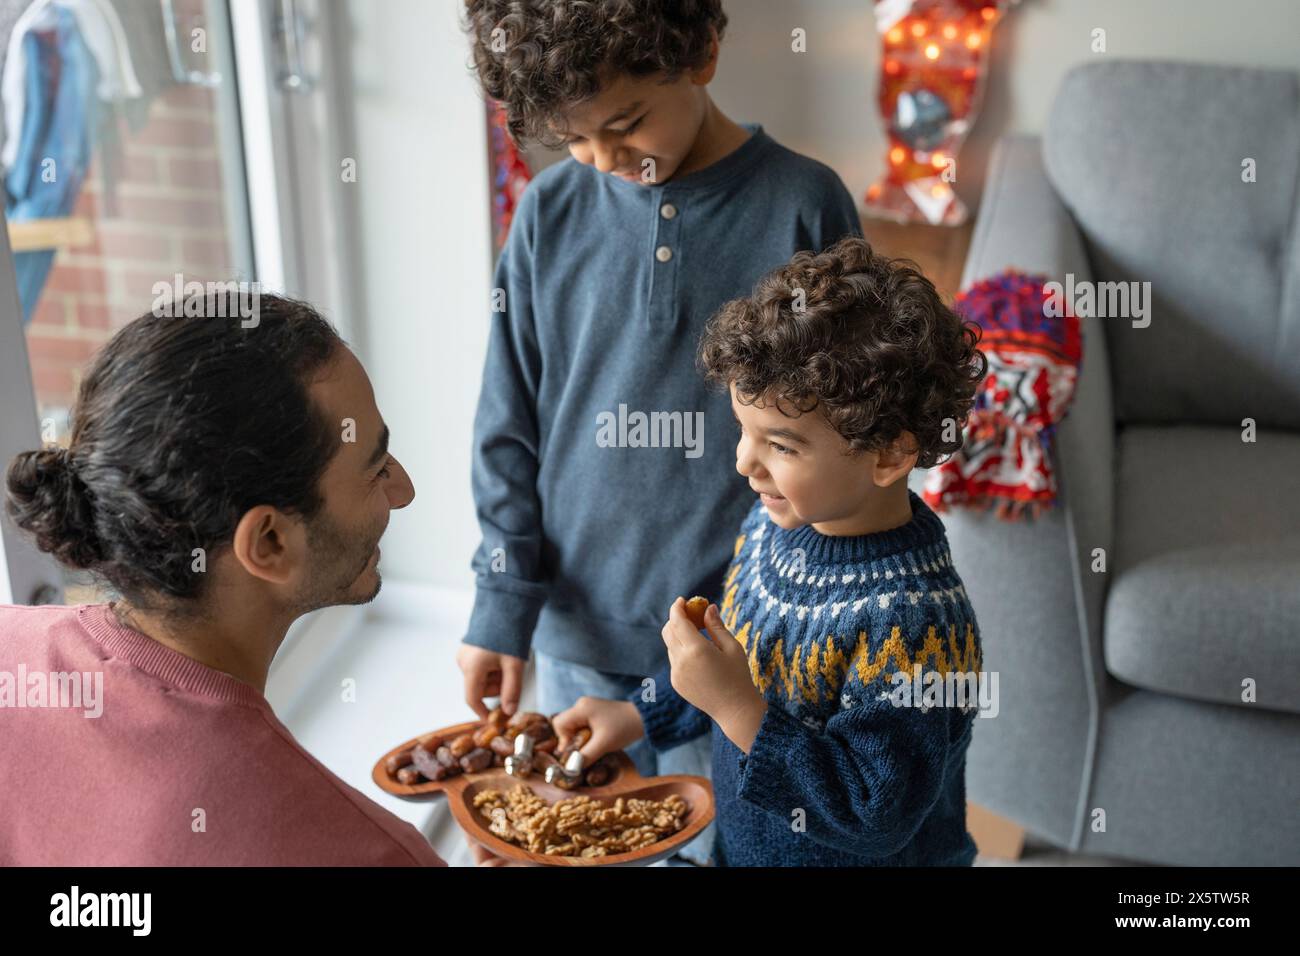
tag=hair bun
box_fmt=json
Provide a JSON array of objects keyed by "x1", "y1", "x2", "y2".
[{"x1": 4, "y1": 447, "x2": 105, "y2": 569}]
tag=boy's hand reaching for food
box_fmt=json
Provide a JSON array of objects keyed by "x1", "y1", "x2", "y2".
[
  {"x1": 456, "y1": 644, "x2": 526, "y2": 719},
  {"x1": 552, "y1": 696, "x2": 645, "y2": 764},
  {"x1": 663, "y1": 597, "x2": 767, "y2": 754}
]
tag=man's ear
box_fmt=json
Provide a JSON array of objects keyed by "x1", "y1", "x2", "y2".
[
  {"x1": 872, "y1": 431, "x2": 920, "y2": 488},
  {"x1": 230, "y1": 506, "x2": 300, "y2": 586}
]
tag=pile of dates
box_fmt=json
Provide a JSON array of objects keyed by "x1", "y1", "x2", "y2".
[{"x1": 385, "y1": 708, "x2": 616, "y2": 788}]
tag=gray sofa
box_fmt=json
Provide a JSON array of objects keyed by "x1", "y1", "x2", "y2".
[{"x1": 909, "y1": 60, "x2": 1300, "y2": 866}]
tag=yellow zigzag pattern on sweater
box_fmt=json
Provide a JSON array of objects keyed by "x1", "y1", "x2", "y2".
[{"x1": 718, "y1": 531, "x2": 982, "y2": 705}]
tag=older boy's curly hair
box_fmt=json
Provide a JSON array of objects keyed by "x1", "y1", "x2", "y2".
[
  {"x1": 463, "y1": 0, "x2": 728, "y2": 148},
  {"x1": 698, "y1": 236, "x2": 988, "y2": 469}
]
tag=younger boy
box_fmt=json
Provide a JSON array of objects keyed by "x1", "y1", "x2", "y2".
[{"x1": 555, "y1": 236, "x2": 989, "y2": 866}]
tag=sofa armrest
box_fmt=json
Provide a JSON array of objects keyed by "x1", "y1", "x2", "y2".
[
  {"x1": 961, "y1": 135, "x2": 1093, "y2": 287},
  {"x1": 920, "y1": 135, "x2": 1116, "y2": 850}
]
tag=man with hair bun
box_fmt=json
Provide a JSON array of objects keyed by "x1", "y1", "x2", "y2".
[{"x1": 0, "y1": 293, "x2": 458, "y2": 865}]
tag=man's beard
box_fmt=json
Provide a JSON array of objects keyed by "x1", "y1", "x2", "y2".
[{"x1": 293, "y1": 509, "x2": 384, "y2": 614}]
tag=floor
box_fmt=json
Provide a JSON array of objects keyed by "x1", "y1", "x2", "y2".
[{"x1": 975, "y1": 832, "x2": 1158, "y2": 867}]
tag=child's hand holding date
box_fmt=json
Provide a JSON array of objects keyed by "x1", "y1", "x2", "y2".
[
  {"x1": 664, "y1": 596, "x2": 767, "y2": 753},
  {"x1": 552, "y1": 696, "x2": 646, "y2": 763},
  {"x1": 456, "y1": 644, "x2": 526, "y2": 719}
]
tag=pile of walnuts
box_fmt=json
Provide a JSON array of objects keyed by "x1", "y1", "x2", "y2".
[{"x1": 473, "y1": 784, "x2": 691, "y2": 858}]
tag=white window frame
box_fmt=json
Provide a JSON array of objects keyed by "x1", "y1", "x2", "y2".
[
  {"x1": 0, "y1": 217, "x2": 63, "y2": 607},
  {"x1": 230, "y1": 0, "x2": 363, "y2": 342}
]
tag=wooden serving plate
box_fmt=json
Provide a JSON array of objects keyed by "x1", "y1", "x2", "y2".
[{"x1": 373, "y1": 721, "x2": 715, "y2": 866}]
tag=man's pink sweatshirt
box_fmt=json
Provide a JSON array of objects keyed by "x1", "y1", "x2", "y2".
[{"x1": 0, "y1": 603, "x2": 444, "y2": 866}]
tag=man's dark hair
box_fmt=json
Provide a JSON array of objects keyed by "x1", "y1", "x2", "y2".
[
  {"x1": 698, "y1": 236, "x2": 988, "y2": 469},
  {"x1": 463, "y1": 0, "x2": 728, "y2": 147},
  {"x1": 5, "y1": 291, "x2": 343, "y2": 612}
]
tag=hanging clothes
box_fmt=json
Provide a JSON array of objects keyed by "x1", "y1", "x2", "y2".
[
  {"x1": 3, "y1": 0, "x2": 138, "y2": 172},
  {"x1": 3, "y1": 2, "x2": 100, "y2": 323},
  {"x1": 2, "y1": 0, "x2": 169, "y2": 212}
]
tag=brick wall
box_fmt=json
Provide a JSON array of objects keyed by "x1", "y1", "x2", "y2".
[{"x1": 21, "y1": 83, "x2": 236, "y2": 425}]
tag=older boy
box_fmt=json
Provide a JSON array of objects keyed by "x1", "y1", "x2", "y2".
[{"x1": 458, "y1": 1, "x2": 862, "y2": 864}]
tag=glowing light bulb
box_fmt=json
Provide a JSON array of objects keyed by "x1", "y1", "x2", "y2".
[
  {"x1": 887, "y1": 26, "x2": 904, "y2": 44},
  {"x1": 910, "y1": 21, "x2": 927, "y2": 37},
  {"x1": 889, "y1": 146, "x2": 906, "y2": 165},
  {"x1": 942, "y1": 24, "x2": 958, "y2": 40},
  {"x1": 931, "y1": 152, "x2": 947, "y2": 169},
  {"x1": 966, "y1": 32, "x2": 983, "y2": 49},
  {"x1": 925, "y1": 43, "x2": 941, "y2": 59},
  {"x1": 981, "y1": 6, "x2": 998, "y2": 21}
]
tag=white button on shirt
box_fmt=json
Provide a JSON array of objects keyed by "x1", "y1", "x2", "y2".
[
  {"x1": 655, "y1": 245, "x2": 673, "y2": 262},
  {"x1": 660, "y1": 203, "x2": 677, "y2": 219}
]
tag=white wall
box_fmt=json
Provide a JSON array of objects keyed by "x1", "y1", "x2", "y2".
[
  {"x1": 705, "y1": 0, "x2": 1300, "y2": 214},
  {"x1": 349, "y1": 0, "x2": 1299, "y2": 591},
  {"x1": 343, "y1": 0, "x2": 492, "y2": 590}
]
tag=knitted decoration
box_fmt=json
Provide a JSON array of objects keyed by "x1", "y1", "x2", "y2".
[{"x1": 922, "y1": 269, "x2": 1082, "y2": 520}]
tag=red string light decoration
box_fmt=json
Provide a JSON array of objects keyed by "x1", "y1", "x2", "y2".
[{"x1": 864, "y1": 0, "x2": 1013, "y2": 226}]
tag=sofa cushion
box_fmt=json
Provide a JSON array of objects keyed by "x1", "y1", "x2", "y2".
[
  {"x1": 1044, "y1": 60, "x2": 1300, "y2": 430},
  {"x1": 1105, "y1": 425, "x2": 1300, "y2": 715}
]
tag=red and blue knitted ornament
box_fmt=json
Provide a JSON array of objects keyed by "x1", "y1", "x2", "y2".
[{"x1": 922, "y1": 269, "x2": 1083, "y2": 520}]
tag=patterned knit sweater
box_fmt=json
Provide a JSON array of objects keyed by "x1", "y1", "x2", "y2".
[{"x1": 631, "y1": 489, "x2": 984, "y2": 866}]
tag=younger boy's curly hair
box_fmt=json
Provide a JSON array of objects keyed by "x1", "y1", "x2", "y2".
[
  {"x1": 463, "y1": 0, "x2": 728, "y2": 148},
  {"x1": 698, "y1": 236, "x2": 987, "y2": 470}
]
